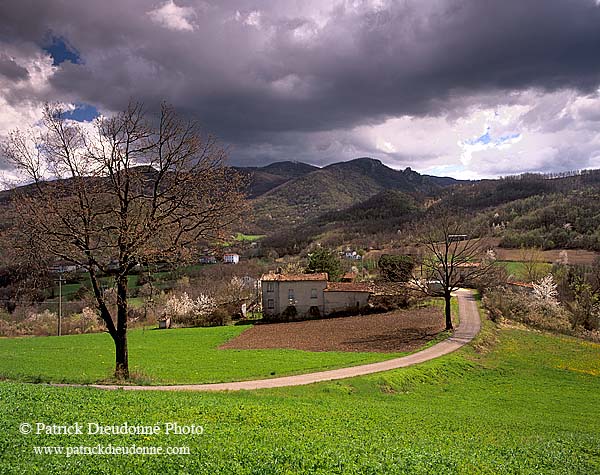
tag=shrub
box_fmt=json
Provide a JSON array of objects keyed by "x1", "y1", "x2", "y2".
[
  {"x1": 164, "y1": 292, "x2": 219, "y2": 327},
  {"x1": 532, "y1": 274, "x2": 559, "y2": 306},
  {"x1": 281, "y1": 305, "x2": 298, "y2": 321},
  {"x1": 378, "y1": 254, "x2": 414, "y2": 282},
  {"x1": 367, "y1": 289, "x2": 418, "y2": 313},
  {"x1": 564, "y1": 279, "x2": 600, "y2": 331},
  {"x1": 72, "y1": 285, "x2": 91, "y2": 301},
  {"x1": 483, "y1": 288, "x2": 571, "y2": 333},
  {"x1": 309, "y1": 306, "x2": 321, "y2": 318},
  {"x1": 203, "y1": 307, "x2": 231, "y2": 327}
]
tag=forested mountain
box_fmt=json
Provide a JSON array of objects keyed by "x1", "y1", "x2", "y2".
[
  {"x1": 4, "y1": 158, "x2": 600, "y2": 257},
  {"x1": 249, "y1": 158, "x2": 460, "y2": 230},
  {"x1": 259, "y1": 168, "x2": 600, "y2": 255},
  {"x1": 234, "y1": 161, "x2": 319, "y2": 198}
]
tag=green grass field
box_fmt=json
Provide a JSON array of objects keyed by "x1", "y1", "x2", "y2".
[
  {"x1": 1, "y1": 318, "x2": 599, "y2": 473},
  {"x1": 497, "y1": 260, "x2": 553, "y2": 281},
  {"x1": 234, "y1": 232, "x2": 266, "y2": 242},
  {"x1": 0, "y1": 297, "x2": 458, "y2": 385},
  {"x1": 0, "y1": 325, "x2": 409, "y2": 385}
]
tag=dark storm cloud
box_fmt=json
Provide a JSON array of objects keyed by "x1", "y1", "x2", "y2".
[
  {"x1": 0, "y1": 54, "x2": 29, "y2": 80},
  {"x1": 1, "y1": 0, "x2": 600, "y2": 166}
]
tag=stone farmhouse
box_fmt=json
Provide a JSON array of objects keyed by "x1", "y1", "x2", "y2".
[{"x1": 261, "y1": 273, "x2": 371, "y2": 320}]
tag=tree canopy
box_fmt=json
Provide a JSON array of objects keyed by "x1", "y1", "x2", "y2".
[
  {"x1": 2, "y1": 102, "x2": 246, "y2": 378},
  {"x1": 306, "y1": 247, "x2": 342, "y2": 281}
]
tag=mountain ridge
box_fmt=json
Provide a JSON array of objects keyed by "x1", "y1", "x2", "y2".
[{"x1": 247, "y1": 157, "x2": 463, "y2": 231}]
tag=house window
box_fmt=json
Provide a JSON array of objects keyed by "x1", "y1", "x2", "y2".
[
  {"x1": 288, "y1": 289, "x2": 294, "y2": 301},
  {"x1": 267, "y1": 299, "x2": 274, "y2": 309},
  {"x1": 266, "y1": 282, "x2": 274, "y2": 292},
  {"x1": 311, "y1": 288, "x2": 318, "y2": 299}
]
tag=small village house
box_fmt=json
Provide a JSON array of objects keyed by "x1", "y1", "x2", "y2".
[
  {"x1": 223, "y1": 253, "x2": 240, "y2": 264},
  {"x1": 261, "y1": 273, "x2": 371, "y2": 320},
  {"x1": 343, "y1": 250, "x2": 362, "y2": 260}
]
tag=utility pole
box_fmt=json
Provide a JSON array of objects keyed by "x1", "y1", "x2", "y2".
[{"x1": 55, "y1": 268, "x2": 65, "y2": 336}]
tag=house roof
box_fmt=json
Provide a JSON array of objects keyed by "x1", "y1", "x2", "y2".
[
  {"x1": 224, "y1": 253, "x2": 240, "y2": 257},
  {"x1": 508, "y1": 281, "x2": 534, "y2": 289},
  {"x1": 325, "y1": 282, "x2": 372, "y2": 293},
  {"x1": 261, "y1": 273, "x2": 328, "y2": 282}
]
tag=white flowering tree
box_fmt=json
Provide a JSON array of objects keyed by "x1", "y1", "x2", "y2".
[
  {"x1": 532, "y1": 274, "x2": 559, "y2": 306},
  {"x1": 165, "y1": 292, "x2": 217, "y2": 326}
]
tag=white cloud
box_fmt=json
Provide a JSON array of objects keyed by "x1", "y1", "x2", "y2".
[
  {"x1": 0, "y1": 44, "x2": 54, "y2": 140},
  {"x1": 304, "y1": 89, "x2": 600, "y2": 180},
  {"x1": 245, "y1": 10, "x2": 261, "y2": 27},
  {"x1": 147, "y1": 1, "x2": 196, "y2": 32}
]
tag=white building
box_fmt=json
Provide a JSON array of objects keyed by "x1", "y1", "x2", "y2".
[
  {"x1": 223, "y1": 253, "x2": 240, "y2": 264},
  {"x1": 261, "y1": 273, "x2": 372, "y2": 321}
]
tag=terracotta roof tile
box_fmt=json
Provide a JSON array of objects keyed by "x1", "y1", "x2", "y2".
[
  {"x1": 261, "y1": 273, "x2": 328, "y2": 282},
  {"x1": 508, "y1": 281, "x2": 535, "y2": 288},
  {"x1": 325, "y1": 282, "x2": 372, "y2": 292}
]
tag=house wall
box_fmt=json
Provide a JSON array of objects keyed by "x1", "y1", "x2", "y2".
[
  {"x1": 324, "y1": 291, "x2": 370, "y2": 314},
  {"x1": 262, "y1": 280, "x2": 327, "y2": 319}
]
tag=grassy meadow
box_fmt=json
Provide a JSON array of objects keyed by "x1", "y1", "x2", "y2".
[
  {"x1": 1, "y1": 318, "x2": 599, "y2": 473},
  {"x1": 496, "y1": 260, "x2": 553, "y2": 281},
  {"x1": 0, "y1": 296, "x2": 458, "y2": 385},
  {"x1": 0, "y1": 325, "x2": 409, "y2": 385}
]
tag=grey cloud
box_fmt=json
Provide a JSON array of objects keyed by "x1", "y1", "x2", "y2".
[
  {"x1": 0, "y1": 54, "x2": 29, "y2": 80},
  {"x1": 1, "y1": 0, "x2": 600, "y2": 171}
]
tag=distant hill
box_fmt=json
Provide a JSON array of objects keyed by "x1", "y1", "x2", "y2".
[
  {"x1": 234, "y1": 161, "x2": 319, "y2": 198},
  {"x1": 318, "y1": 189, "x2": 420, "y2": 228},
  {"x1": 249, "y1": 157, "x2": 461, "y2": 230},
  {"x1": 260, "y1": 161, "x2": 319, "y2": 179},
  {"x1": 9, "y1": 157, "x2": 600, "y2": 256},
  {"x1": 260, "y1": 189, "x2": 422, "y2": 256},
  {"x1": 258, "y1": 168, "x2": 600, "y2": 255}
]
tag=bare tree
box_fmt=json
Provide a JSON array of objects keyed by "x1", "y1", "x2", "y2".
[
  {"x1": 415, "y1": 212, "x2": 495, "y2": 330},
  {"x1": 519, "y1": 246, "x2": 545, "y2": 282},
  {"x1": 2, "y1": 102, "x2": 247, "y2": 379}
]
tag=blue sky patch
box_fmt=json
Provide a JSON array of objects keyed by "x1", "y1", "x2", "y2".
[
  {"x1": 466, "y1": 127, "x2": 520, "y2": 147},
  {"x1": 43, "y1": 35, "x2": 81, "y2": 66},
  {"x1": 64, "y1": 103, "x2": 99, "y2": 122},
  {"x1": 466, "y1": 127, "x2": 491, "y2": 145},
  {"x1": 426, "y1": 164, "x2": 466, "y2": 176}
]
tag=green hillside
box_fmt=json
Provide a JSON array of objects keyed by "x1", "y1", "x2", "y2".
[
  {"x1": 2, "y1": 322, "x2": 599, "y2": 473},
  {"x1": 252, "y1": 158, "x2": 457, "y2": 230}
]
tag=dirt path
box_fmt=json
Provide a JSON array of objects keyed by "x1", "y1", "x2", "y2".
[{"x1": 65, "y1": 289, "x2": 480, "y2": 392}]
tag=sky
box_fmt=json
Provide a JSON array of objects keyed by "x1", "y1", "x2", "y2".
[{"x1": 1, "y1": 0, "x2": 600, "y2": 179}]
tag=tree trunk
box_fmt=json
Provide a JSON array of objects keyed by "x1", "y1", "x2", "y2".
[
  {"x1": 444, "y1": 291, "x2": 453, "y2": 331},
  {"x1": 114, "y1": 331, "x2": 129, "y2": 379},
  {"x1": 114, "y1": 274, "x2": 129, "y2": 379}
]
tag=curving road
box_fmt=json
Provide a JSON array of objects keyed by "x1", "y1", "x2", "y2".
[{"x1": 70, "y1": 289, "x2": 480, "y2": 392}]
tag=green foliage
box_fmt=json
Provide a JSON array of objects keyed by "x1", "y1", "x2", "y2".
[
  {"x1": 234, "y1": 233, "x2": 266, "y2": 242},
  {"x1": 2, "y1": 327, "x2": 600, "y2": 473},
  {"x1": 567, "y1": 278, "x2": 600, "y2": 331},
  {"x1": 495, "y1": 189, "x2": 600, "y2": 250},
  {"x1": 553, "y1": 261, "x2": 600, "y2": 332},
  {"x1": 483, "y1": 288, "x2": 575, "y2": 336},
  {"x1": 378, "y1": 254, "x2": 414, "y2": 282},
  {"x1": 306, "y1": 247, "x2": 342, "y2": 281}
]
